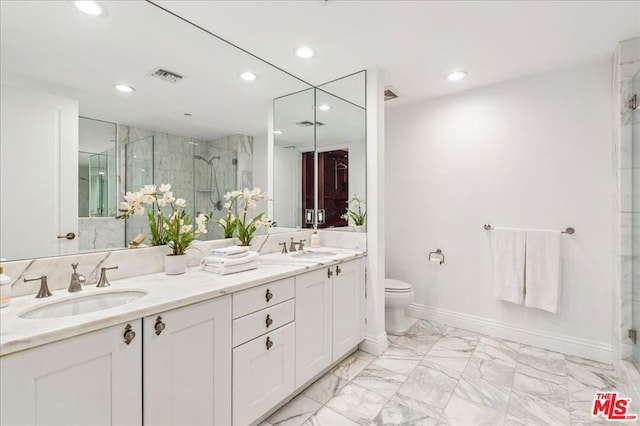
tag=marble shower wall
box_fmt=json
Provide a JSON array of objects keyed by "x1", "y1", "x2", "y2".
[
  {"x1": 116, "y1": 125, "x2": 253, "y2": 245},
  {"x1": 615, "y1": 37, "x2": 640, "y2": 363}
]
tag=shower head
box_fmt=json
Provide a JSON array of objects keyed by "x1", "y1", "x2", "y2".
[{"x1": 194, "y1": 155, "x2": 221, "y2": 165}]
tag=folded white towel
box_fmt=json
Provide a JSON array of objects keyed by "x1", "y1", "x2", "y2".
[
  {"x1": 202, "y1": 261, "x2": 259, "y2": 275},
  {"x1": 525, "y1": 230, "x2": 561, "y2": 313},
  {"x1": 492, "y1": 228, "x2": 526, "y2": 305},
  {"x1": 202, "y1": 251, "x2": 259, "y2": 267},
  {"x1": 210, "y1": 246, "x2": 250, "y2": 256}
]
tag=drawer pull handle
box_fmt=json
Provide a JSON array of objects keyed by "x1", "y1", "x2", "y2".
[
  {"x1": 154, "y1": 316, "x2": 166, "y2": 336},
  {"x1": 266, "y1": 336, "x2": 273, "y2": 350},
  {"x1": 266, "y1": 314, "x2": 273, "y2": 328},
  {"x1": 327, "y1": 268, "x2": 333, "y2": 278},
  {"x1": 123, "y1": 324, "x2": 136, "y2": 345},
  {"x1": 336, "y1": 265, "x2": 342, "y2": 275},
  {"x1": 265, "y1": 289, "x2": 273, "y2": 302}
]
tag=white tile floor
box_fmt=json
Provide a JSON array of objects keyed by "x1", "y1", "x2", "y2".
[{"x1": 262, "y1": 319, "x2": 623, "y2": 426}]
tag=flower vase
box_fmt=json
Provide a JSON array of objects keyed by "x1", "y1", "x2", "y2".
[
  {"x1": 354, "y1": 225, "x2": 366, "y2": 233},
  {"x1": 165, "y1": 254, "x2": 187, "y2": 275}
]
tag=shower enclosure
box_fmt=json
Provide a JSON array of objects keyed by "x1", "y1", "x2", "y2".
[{"x1": 124, "y1": 135, "x2": 238, "y2": 244}]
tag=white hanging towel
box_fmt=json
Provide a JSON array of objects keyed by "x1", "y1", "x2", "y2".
[
  {"x1": 492, "y1": 228, "x2": 526, "y2": 305},
  {"x1": 524, "y1": 229, "x2": 561, "y2": 313}
]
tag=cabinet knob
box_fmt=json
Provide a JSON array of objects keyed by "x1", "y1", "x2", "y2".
[
  {"x1": 57, "y1": 232, "x2": 76, "y2": 240},
  {"x1": 336, "y1": 265, "x2": 342, "y2": 275},
  {"x1": 266, "y1": 336, "x2": 273, "y2": 350},
  {"x1": 265, "y1": 314, "x2": 273, "y2": 328},
  {"x1": 123, "y1": 324, "x2": 136, "y2": 345},
  {"x1": 154, "y1": 316, "x2": 166, "y2": 336},
  {"x1": 265, "y1": 289, "x2": 273, "y2": 302},
  {"x1": 327, "y1": 268, "x2": 333, "y2": 278}
]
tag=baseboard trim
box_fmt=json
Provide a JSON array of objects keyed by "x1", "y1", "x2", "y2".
[
  {"x1": 359, "y1": 333, "x2": 389, "y2": 356},
  {"x1": 406, "y1": 303, "x2": 613, "y2": 364}
]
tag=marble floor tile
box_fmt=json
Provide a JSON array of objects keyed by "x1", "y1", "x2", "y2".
[
  {"x1": 566, "y1": 359, "x2": 619, "y2": 403},
  {"x1": 303, "y1": 373, "x2": 348, "y2": 405},
  {"x1": 443, "y1": 327, "x2": 483, "y2": 341},
  {"x1": 351, "y1": 364, "x2": 407, "y2": 398},
  {"x1": 370, "y1": 398, "x2": 444, "y2": 426},
  {"x1": 267, "y1": 394, "x2": 322, "y2": 426},
  {"x1": 441, "y1": 394, "x2": 505, "y2": 426},
  {"x1": 512, "y1": 370, "x2": 568, "y2": 406},
  {"x1": 464, "y1": 356, "x2": 516, "y2": 388},
  {"x1": 380, "y1": 341, "x2": 425, "y2": 361},
  {"x1": 518, "y1": 345, "x2": 566, "y2": 378},
  {"x1": 454, "y1": 373, "x2": 511, "y2": 412},
  {"x1": 352, "y1": 350, "x2": 377, "y2": 364},
  {"x1": 474, "y1": 336, "x2": 519, "y2": 365},
  {"x1": 422, "y1": 336, "x2": 475, "y2": 374},
  {"x1": 507, "y1": 389, "x2": 571, "y2": 425},
  {"x1": 371, "y1": 356, "x2": 421, "y2": 376},
  {"x1": 569, "y1": 400, "x2": 616, "y2": 425},
  {"x1": 404, "y1": 320, "x2": 448, "y2": 344},
  {"x1": 331, "y1": 355, "x2": 371, "y2": 381},
  {"x1": 393, "y1": 335, "x2": 435, "y2": 356},
  {"x1": 302, "y1": 406, "x2": 359, "y2": 426},
  {"x1": 325, "y1": 383, "x2": 387, "y2": 424},
  {"x1": 394, "y1": 377, "x2": 454, "y2": 414}
]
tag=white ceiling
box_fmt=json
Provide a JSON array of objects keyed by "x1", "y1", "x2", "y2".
[{"x1": 159, "y1": 0, "x2": 640, "y2": 107}]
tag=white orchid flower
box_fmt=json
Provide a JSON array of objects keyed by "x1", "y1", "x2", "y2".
[
  {"x1": 119, "y1": 201, "x2": 132, "y2": 211},
  {"x1": 159, "y1": 183, "x2": 171, "y2": 192},
  {"x1": 133, "y1": 205, "x2": 145, "y2": 215},
  {"x1": 163, "y1": 191, "x2": 175, "y2": 203},
  {"x1": 181, "y1": 224, "x2": 193, "y2": 233},
  {"x1": 142, "y1": 194, "x2": 156, "y2": 204},
  {"x1": 175, "y1": 198, "x2": 186, "y2": 208},
  {"x1": 157, "y1": 198, "x2": 167, "y2": 208},
  {"x1": 142, "y1": 184, "x2": 157, "y2": 195}
]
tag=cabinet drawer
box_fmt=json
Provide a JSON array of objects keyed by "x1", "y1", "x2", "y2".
[
  {"x1": 232, "y1": 322, "x2": 295, "y2": 426},
  {"x1": 233, "y1": 277, "x2": 294, "y2": 319},
  {"x1": 233, "y1": 299, "x2": 295, "y2": 348}
]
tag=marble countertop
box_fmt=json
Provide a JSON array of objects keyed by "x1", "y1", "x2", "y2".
[{"x1": 0, "y1": 248, "x2": 365, "y2": 356}]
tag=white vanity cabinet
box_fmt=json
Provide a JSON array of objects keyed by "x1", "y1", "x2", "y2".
[
  {"x1": 295, "y1": 267, "x2": 333, "y2": 388},
  {"x1": 142, "y1": 296, "x2": 232, "y2": 426},
  {"x1": 332, "y1": 258, "x2": 366, "y2": 361},
  {"x1": 232, "y1": 279, "x2": 296, "y2": 426},
  {"x1": 0, "y1": 321, "x2": 142, "y2": 426}
]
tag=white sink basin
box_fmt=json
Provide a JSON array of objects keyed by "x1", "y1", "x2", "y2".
[
  {"x1": 19, "y1": 290, "x2": 148, "y2": 319},
  {"x1": 289, "y1": 250, "x2": 337, "y2": 260}
]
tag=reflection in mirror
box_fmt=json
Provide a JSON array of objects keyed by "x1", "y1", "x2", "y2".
[
  {"x1": 272, "y1": 71, "x2": 366, "y2": 231},
  {"x1": 0, "y1": 0, "x2": 311, "y2": 261},
  {"x1": 273, "y1": 88, "x2": 315, "y2": 229}
]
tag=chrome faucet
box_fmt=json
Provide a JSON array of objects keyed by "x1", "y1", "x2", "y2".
[
  {"x1": 68, "y1": 263, "x2": 86, "y2": 293},
  {"x1": 97, "y1": 266, "x2": 118, "y2": 288},
  {"x1": 296, "y1": 239, "x2": 306, "y2": 251},
  {"x1": 24, "y1": 275, "x2": 52, "y2": 298},
  {"x1": 289, "y1": 238, "x2": 306, "y2": 252},
  {"x1": 289, "y1": 237, "x2": 297, "y2": 252},
  {"x1": 279, "y1": 242, "x2": 288, "y2": 254}
]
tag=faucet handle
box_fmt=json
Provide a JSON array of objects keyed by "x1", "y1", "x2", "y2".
[
  {"x1": 279, "y1": 242, "x2": 288, "y2": 254},
  {"x1": 298, "y1": 239, "x2": 306, "y2": 250},
  {"x1": 24, "y1": 276, "x2": 52, "y2": 298},
  {"x1": 97, "y1": 266, "x2": 118, "y2": 288}
]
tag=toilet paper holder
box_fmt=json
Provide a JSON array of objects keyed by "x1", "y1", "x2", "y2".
[{"x1": 428, "y1": 249, "x2": 445, "y2": 265}]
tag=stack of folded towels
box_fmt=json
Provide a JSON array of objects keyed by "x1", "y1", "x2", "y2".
[{"x1": 201, "y1": 246, "x2": 259, "y2": 275}]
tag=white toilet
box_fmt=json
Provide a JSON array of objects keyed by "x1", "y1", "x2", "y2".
[{"x1": 384, "y1": 278, "x2": 415, "y2": 335}]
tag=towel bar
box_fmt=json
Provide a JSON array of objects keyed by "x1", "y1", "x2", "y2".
[{"x1": 483, "y1": 224, "x2": 575, "y2": 234}]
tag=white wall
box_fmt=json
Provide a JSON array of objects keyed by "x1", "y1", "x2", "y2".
[
  {"x1": 253, "y1": 133, "x2": 268, "y2": 191},
  {"x1": 385, "y1": 59, "x2": 614, "y2": 361},
  {"x1": 273, "y1": 146, "x2": 302, "y2": 228}
]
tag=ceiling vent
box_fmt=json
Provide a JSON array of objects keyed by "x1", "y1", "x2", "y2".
[
  {"x1": 384, "y1": 86, "x2": 400, "y2": 101},
  {"x1": 149, "y1": 67, "x2": 185, "y2": 83},
  {"x1": 296, "y1": 121, "x2": 325, "y2": 127}
]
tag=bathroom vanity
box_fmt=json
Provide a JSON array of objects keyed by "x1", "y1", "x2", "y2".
[{"x1": 0, "y1": 250, "x2": 366, "y2": 426}]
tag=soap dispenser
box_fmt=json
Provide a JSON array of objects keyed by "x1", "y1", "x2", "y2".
[{"x1": 311, "y1": 230, "x2": 320, "y2": 248}]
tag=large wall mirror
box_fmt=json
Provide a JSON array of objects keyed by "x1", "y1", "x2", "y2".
[
  {"x1": 0, "y1": 1, "x2": 311, "y2": 261},
  {"x1": 272, "y1": 71, "x2": 366, "y2": 231}
]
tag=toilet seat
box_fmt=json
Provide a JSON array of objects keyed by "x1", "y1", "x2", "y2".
[{"x1": 385, "y1": 278, "x2": 413, "y2": 293}]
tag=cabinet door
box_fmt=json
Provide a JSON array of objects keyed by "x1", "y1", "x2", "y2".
[
  {"x1": 143, "y1": 296, "x2": 232, "y2": 426},
  {"x1": 233, "y1": 322, "x2": 295, "y2": 426},
  {"x1": 333, "y1": 259, "x2": 365, "y2": 360},
  {"x1": 295, "y1": 267, "x2": 332, "y2": 388},
  {"x1": 0, "y1": 321, "x2": 142, "y2": 426}
]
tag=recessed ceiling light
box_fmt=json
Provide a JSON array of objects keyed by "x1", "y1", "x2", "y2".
[
  {"x1": 239, "y1": 72, "x2": 257, "y2": 81},
  {"x1": 295, "y1": 46, "x2": 315, "y2": 59},
  {"x1": 113, "y1": 84, "x2": 135, "y2": 93},
  {"x1": 447, "y1": 71, "x2": 467, "y2": 81},
  {"x1": 74, "y1": 1, "x2": 106, "y2": 16},
  {"x1": 274, "y1": 130, "x2": 284, "y2": 135},
  {"x1": 318, "y1": 104, "x2": 331, "y2": 111}
]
